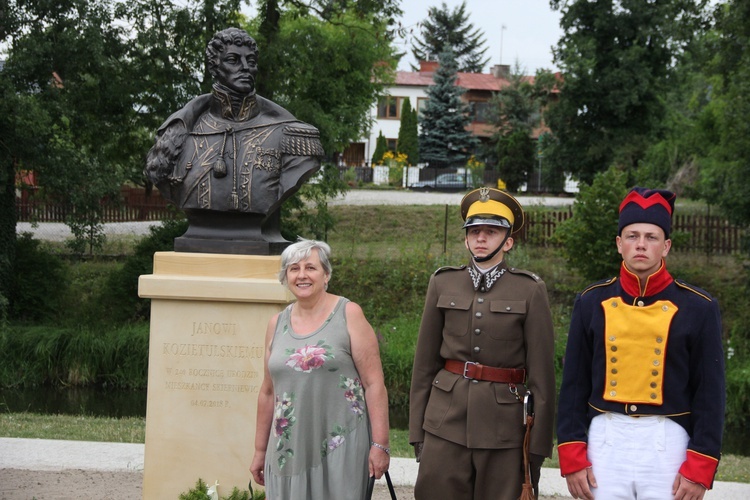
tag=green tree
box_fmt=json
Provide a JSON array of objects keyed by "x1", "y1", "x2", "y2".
[
  {"x1": 252, "y1": 0, "x2": 401, "y2": 102},
  {"x1": 695, "y1": 0, "x2": 750, "y2": 228},
  {"x1": 3, "y1": 0, "x2": 135, "y2": 254},
  {"x1": 397, "y1": 97, "x2": 419, "y2": 165},
  {"x1": 546, "y1": 0, "x2": 709, "y2": 185},
  {"x1": 254, "y1": 10, "x2": 397, "y2": 154},
  {"x1": 371, "y1": 130, "x2": 388, "y2": 165},
  {"x1": 487, "y1": 63, "x2": 540, "y2": 192},
  {"x1": 410, "y1": 1, "x2": 489, "y2": 73},
  {"x1": 418, "y1": 49, "x2": 478, "y2": 169},
  {"x1": 554, "y1": 166, "x2": 628, "y2": 282}
]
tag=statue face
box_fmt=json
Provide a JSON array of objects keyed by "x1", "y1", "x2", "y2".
[{"x1": 215, "y1": 44, "x2": 258, "y2": 95}]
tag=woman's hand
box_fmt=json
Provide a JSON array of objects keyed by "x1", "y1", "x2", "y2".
[
  {"x1": 249, "y1": 451, "x2": 266, "y2": 486},
  {"x1": 368, "y1": 445, "x2": 390, "y2": 479}
]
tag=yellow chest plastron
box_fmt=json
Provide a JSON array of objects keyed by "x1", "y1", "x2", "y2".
[{"x1": 601, "y1": 297, "x2": 678, "y2": 405}]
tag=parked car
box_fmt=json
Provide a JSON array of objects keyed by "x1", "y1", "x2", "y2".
[{"x1": 409, "y1": 172, "x2": 476, "y2": 191}]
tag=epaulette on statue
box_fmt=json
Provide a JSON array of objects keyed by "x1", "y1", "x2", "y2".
[
  {"x1": 282, "y1": 125, "x2": 325, "y2": 157},
  {"x1": 435, "y1": 265, "x2": 466, "y2": 275},
  {"x1": 675, "y1": 279, "x2": 713, "y2": 301},
  {"x1": 507, "y1": 267, "x2": 541, "y2": 282},
  {"x1": 581, "y1": 277, "x2": 617, "y2": 296}
]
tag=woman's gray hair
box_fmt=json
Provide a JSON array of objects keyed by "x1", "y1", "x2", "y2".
[{"x1": 278, "y1": 238, "x2": 333, "y2": 286}]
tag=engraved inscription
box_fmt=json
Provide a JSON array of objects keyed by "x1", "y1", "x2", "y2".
[{"x1": 160, "y1": 320, "x2": 265, "y2": 410}]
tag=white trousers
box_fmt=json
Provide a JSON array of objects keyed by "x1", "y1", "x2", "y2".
[{"x1": 588, "y1": 413, "x2": 689, "y2": 499}]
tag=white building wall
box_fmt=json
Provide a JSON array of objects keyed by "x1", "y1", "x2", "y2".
[{"x1": 364, "y1": 85, "x2": 427, "y2": 166}]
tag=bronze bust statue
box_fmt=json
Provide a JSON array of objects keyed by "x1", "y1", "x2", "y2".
[{"x1": 145, "y1": 28, "x2": 324, "y2": 254}]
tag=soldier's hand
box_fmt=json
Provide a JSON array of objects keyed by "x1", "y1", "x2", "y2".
[{"x1": 413, "y1": 441, "x2": 424, "y2": 462}]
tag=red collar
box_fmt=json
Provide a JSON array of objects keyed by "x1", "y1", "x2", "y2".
[{"x1": 619, "y1": 260, "x2": 673, "y2": 297}]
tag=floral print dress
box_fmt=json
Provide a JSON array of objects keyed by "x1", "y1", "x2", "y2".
[{"x1": 264, "y1": 297, "x2": 371, "y2": 500}]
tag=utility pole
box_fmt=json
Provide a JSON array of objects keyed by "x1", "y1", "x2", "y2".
[{"x1": 500, "y1": 24, "x2": 507, "y2": 64}]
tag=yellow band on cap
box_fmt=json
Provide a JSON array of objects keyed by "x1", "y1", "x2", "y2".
[{"x1": 465, "y1": 199, "x2": 515, "y2": 226}]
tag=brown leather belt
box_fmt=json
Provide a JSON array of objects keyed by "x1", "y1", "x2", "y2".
[{"x1": 445, "y1": 359, "x2": 526, "y2": 384}]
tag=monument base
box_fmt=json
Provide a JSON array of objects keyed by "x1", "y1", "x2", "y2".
[
  {"x1": 174, "y1": 209, "x2": 290, "y2": 255},
  {"x1": 138, "y1": 252, "x2": 293, "y2": 499}
]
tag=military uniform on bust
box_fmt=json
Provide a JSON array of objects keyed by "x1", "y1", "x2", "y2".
[
  {"x1": 409, "y1": 187, "x2": 556, "y2": 499},
  {"x1": 144, "y1": 28, "x2": 323, "y2": 254}
]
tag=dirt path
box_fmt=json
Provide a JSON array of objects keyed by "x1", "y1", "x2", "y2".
[{"x1": 0, "y1": 469, "x2": 568, "y2": 499}]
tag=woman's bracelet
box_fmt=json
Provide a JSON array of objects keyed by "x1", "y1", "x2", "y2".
[{"x1": 371, "y1": 441, "x2": 390, "y2": 455}]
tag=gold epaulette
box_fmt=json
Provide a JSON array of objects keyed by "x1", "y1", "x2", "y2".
[
  {"x1": 282, "y1": 125, "x2": 325, "y2": 157},
  {"x1": 580, "y1": 277, "x2": 617, "y2": 297},
  {"x1": 675, "y1": 280, "x2": 713, "y2": 301},
  {"x1": 435, "y1": 265, "x2": 466, "y2": 275}
]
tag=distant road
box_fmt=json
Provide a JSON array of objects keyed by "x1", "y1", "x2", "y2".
[
  {"x1": 329, "y1": 189, "x2": 575, "y2": 207},
  {"x1": 16, "y1": 190, "x2": 575, "y2": 241}
]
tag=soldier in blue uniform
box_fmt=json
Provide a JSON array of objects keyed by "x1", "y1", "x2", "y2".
[
  {"x1": 557, "y1": 187, "x2": 725, "y2": 500},
  {"x1": 409, "y1": 187, "x2": 556, "y2": 499}
]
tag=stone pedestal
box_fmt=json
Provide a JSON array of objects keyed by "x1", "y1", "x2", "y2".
[{"x1": 138, "y1": 252, "x2": 292, "y2": 499}]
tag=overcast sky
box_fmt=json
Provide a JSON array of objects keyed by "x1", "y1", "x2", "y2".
[{"x1": 393, "y1": 0, "x2": 564, "y2": 74}]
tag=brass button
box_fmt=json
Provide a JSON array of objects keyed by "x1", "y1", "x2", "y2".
[
  {"x1": 473, "y1": 346, "x2": 480, "y2": 353},
  {"x1": 654, "y1": 349, "x2": 662, "y2": 355},
  {"x1": 505, "y1": 306, "x2": 511, "y2": 311},
  {"x1": 611, "y1": 346, "x2": 618, "y2": 352},
  {"x1": 475, "y1": 312, "x2": 482, "y2": 318},
  {"x1": 609, "y1": 336, "x2": 616, "y2": 342},
  {"x1": 474, "y1": 329, "x2": 481, "y2": 335},
  {"x1": 630, "y1": 404, "x2": 638, "y2": 412},
  {"x1": 610, "y1": 391, "x2": 617, "y2": 397},
  {"x1": 611, "y1": 368, "x2": 618, "y2": 374},
  {"x1": 450, "y1": 301, "x2": 456, "y2": 307},
  {"x1": 656, "y1": 337, "x2": 663, "y2": 343},
  {"x1": 637, "y1": 300, "x2": 645, "y2": 307},
  {"x1": 650, "y1": 382, "x2": 657, "y2": 388},
  {"x1": 650, "y1": 393, "x2": 657, "y2": 399},
  {"x1": 652, "y1": 370, "x2": 659, "y2": 376},
  {"x1": 611, "y1": 301, "x2": 618, "y2": 308},
  {"x1": 662, "y1": 305, "x2": 669, "y2": 312},
  {"x1": 610, "y1": 380, "x2": 617, "y2": 386},
  {"x1": 477, "y1": 298, "x2": 484, "y2": 304},
  {"x1": 653, "y1": 360, "x2": 660, "y2": 366},
  {"x1": 611, "y1": 357, "x2": 618, "y2": 363}
]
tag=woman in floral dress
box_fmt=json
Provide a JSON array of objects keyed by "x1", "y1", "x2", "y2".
[{"x1": 250, "y1": 239, "x2": 390, "y2": 499}]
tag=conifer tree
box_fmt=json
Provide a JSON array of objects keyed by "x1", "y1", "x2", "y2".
[
  {"x1": 371, "y1": 130, "x2": 388, "y2": 165},
  {"x1": 418, "y1": 50, "x2": 478, "y2": 169},
  {"x1": 397, "y1": 97, "x2": 419, "y2": 165},
  {"x1": 411, "y1": 1, "x2": 490, "y2": 73}
]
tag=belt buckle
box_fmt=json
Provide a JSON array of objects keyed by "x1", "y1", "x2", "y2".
[{"x1": 463, "y1": 361, "x2": 478, "y2": 379}]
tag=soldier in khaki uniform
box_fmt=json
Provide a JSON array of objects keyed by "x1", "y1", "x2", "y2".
[{"x1": 409, "y1": 187, "x2": 556, "y2": 499}]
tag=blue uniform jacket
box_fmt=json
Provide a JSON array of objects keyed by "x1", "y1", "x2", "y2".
[{"x1": 557, "y1": 262, "x2": 725, "y2": 488}]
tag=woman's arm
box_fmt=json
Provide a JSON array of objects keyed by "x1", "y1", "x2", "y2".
[
  {"x1": 249, "y1": 313, "x2": 279, "y2": 486},
  {"x1": 347, "y1": 301, "x2": 390, "y2": 479}
]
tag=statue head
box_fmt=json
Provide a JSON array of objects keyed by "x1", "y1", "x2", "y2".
[{"x1": 206, "y1": 28, "x2": 259, "y2": 95}]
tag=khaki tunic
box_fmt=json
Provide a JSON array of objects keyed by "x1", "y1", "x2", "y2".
[{"x1": 409, "y1": 261, "x2": 555, "y2": 457}]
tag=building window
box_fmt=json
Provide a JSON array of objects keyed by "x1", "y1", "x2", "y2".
[
  {"x1": 417, "y1": 97, "x2": 429, "y2": 117},
  {"x1": 469, "y1": 101, "x2": 491, "y2": 123},
  {"x1": 377, "y1": 96, "x2": 401, "y2": 119},
  {"x1": 386, "y1": 138, "x2": 398, "y2": 151}
]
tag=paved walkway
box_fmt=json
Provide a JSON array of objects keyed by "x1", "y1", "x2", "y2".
[{"x1": 1, "y1": 438, "x2": 748, "y2": 498}]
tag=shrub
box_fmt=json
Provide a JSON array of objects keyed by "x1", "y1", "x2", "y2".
[
  {"x1": 10, "y1": 233, "x2": 69, "y2": 322},
  {"x1": 553, "y1": 166, "x2": 628, "y2": 282},
  {"x1": 179, "y1": 478, "x2": 257, "y2": 500},
  {"x1": 104, "y1": 217, "x2": 189, "y2": 322}
]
